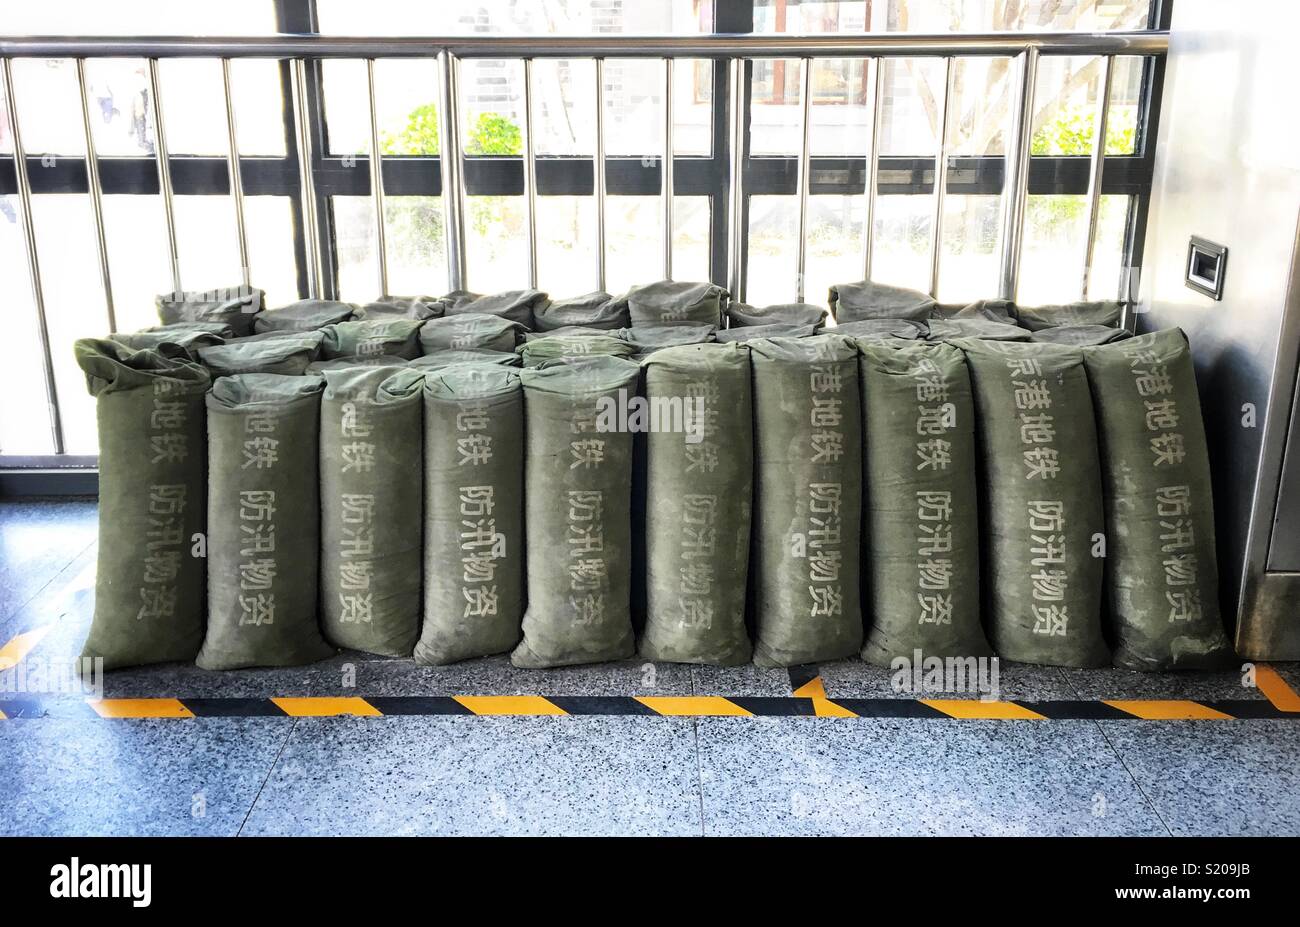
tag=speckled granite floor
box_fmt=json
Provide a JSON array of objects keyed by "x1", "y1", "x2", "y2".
[{"x1": 2, "y1": 499, "x2": 1298, "y2": 836}]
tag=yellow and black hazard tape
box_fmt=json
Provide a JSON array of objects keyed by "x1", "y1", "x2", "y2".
[{"x1": 1, "y1": 694, "x2": 1298, "y2": 720}]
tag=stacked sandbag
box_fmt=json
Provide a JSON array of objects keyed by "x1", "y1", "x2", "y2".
[
  {"x1": 628, "y1": 281, "x2": 725, "y2": 328},
  {"x1": 855, "y1": 340, "x2": 990, "y2": 665},
  {"x1": 355, "y1": 296, "x2": 442, "y2": 321},
  {"x1": 198, "y1": 374, "x2": 333, "y2": 670},
  {"x1": 74, "y1": 340, "x2": 211, "y2": 670},
  {"x1": 253, "y1": 299, "x2": 356, "y2": 333},
  {"x1": 834, "y1": 318, "x2": 927, "y2": 341},
  {"x1": 927, "y1": 318, "x2": 1031, "y2": 342},
  {"x1": 419, "y1": 313, "x2": 524, "y2": 354},
  {"x1": 620, "y1": 323, "x2": 716, "y2": 357},
  {"x1": 321, "y1": 319, "x2": 422, "y2": 360},
  {"x1": 523, "y1": 326, "x2": 620, "y2": 341},
  {"x1": 156, "y1": 285, "x2": 264, "y2": 337},
  {"x1": 416, "y1": 365, "x2": 526, "y2": 665},
  {"x1": 716, "y1": 322, "x2": 819, "y2": 342},
  {"x1": 1017, "y1": 300, "x2": 1121, "y2": 332},
  {"x1": 956, "y1": 338, "x2": 1110, "y2": 667},
  {"x1": 111, "y1": 327, "x2": 225, "y2": 358},
  {"x1": 932, "y1": 298, "x2": 1017, "y2": 322},
  {"x1": 1031, "y1": 324, "x2": 1131, "y2": 346},
  {"x1": 319, "y1": 367, "x2": 425, "y2": 657},
  {"x1": 748, "y1": 335, "x2": 864, "y2": 666},
  {"x1": 519, "y1": 333, "x2": 637, "y2": 368},
  {"x1": 197, "y1": 331, "x2": 325, "y2": 376},
  {"x1": 438, "y1": 288, "x2": 549, "y2": 329},
  {"x1": 307, "y1": 355, "x2": 410, "y2": 373},
  {"x1": 533, "y1": 291, "x2": 629, "y2": 331},
  {"x1": 639, "y1": 344, "x2": 754, "y2": 665},
  {"x1": 828, "y1": 280, "x2": 934, "y2": 323},
  {"x1": 726, "y1": 301, "x2": 827, "y2": 328},
  {"x1": 1082, "y1": 329, "x2": 1233, "y2": 669},
  {"x1": 513, "y1": 357, "x2": 641, "y2": 667},
  {"x1": 408, "y1": 349, "x2": 520, "y2": 372}
]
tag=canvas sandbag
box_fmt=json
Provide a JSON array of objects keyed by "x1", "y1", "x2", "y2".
[
  {"x1": 512, "y1": 357, "x2": 641, "y2": 667},
  {"x1": 927, "y1": 318, "x2": 1031, "y2": 342},
  {"x1": 157, "y1": 285, "x2": 264, "y2": 337},
  {"x1": 533, "y1": 291, "x2": 630, "y2": 331},
  {"x1": 197, "y1": 332, "x2": 324, "y2": 376},
  {"x1": 627, "y1": 280, "x2": 725, "y2": 328},
  {"x1": 519, "y1": 333, "x2": 637, "y2": 367},
  {"x1": 415, "y1": 365, "x2": 526, "y2": 665},
  {"x1": 1082, "y1": 329, "x2": 1233, "y2": 669},
  {"x1": 440, "y1": 288, "x2": 548, "y2": 329},
  {"x1": 726, "y1": 301, "x2": 827, "y2": 328},
  {"x1": 748, "y1": 335, "x2": 864, "y2": 666},
  {"x1": 149, "y1": 321, "x2": 237, "y2": 338},
  {"x1": 356, "y1": 296, "x2": 442, "y2": 321},
  {"x1": 306, "y1": 355, "x2": 410, "y2": 373},
  {"x1": 619, "y1": 323, "x2": 716, "y2": 356},
  {"x1": 1016, "y1": 300, "x2": 1122, "y2": 332},
  {"x1": 834, "y1": 318, "x2": 927, "y2": 341},
  {"x1": 524, "y1": 326, "x2": 624, "y2": 342},
  {"x1": 408, "y1": 349, "x2": 521, "y2": 371},
  {"x1": 855, "y1": 340, "x2": 991, "y2": 666},
  {"x1": 111, "y1": 328, "x2": 225, "y2": 357},
  {"x1": 1031, "y1": 324, "x2": 1131, "y2": 346},
  {"x1": 828, "y1": 280, "x2": 935, "y2": 323},
  {"x1": 932, "y1": 298, "x2": 1017, "y2": 322},
  {"x1": 198, "y1": 374, "x2": 333, "y2": 670},
  {"x1": 321, "y1": 319, "x2": 422, "y2": 360},
  {"x1": 254, "y1": 299, "x2": 356, "y2": 334},
  {"x1": 716, "y1": 322, "x2": 819, "y2": 342},
  {"x1": 639, "y1": 344, "x2": 753, "y2": 665},
  {"x1": 955, "y1": 338, "x2": 1110, "y2": 667},
  {"x1": 319, "y1": 367, "x2": 425, "y2": 657},
  {"x1": 74, "y1": 339, "x2": 210, "y2": 670},
  {"x1": 419, "y1": 312, "x2": 524, "y2": 353}
]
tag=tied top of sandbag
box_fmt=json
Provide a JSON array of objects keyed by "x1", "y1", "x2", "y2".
[
  {"x1": 518, "y1": 354, "x2": 641, "y2": 396},
  {"x1": 726, "y1": 301, "x2": 827, "y2": 328},
  {"x1": 627, "y1": 280, "x2": 727, "y2": 328},
  {"x1": 437, "y1": 288, "x2": 549, "y2": 329},
  {"x1": 950, "y1": 334, "x2": 1085, "y2": 367},
  {"x1": 423, "y1": 362, "x2": 522, "y2": 402},
  {"x1": 151, "y1": 320, "x2": 236, "y2": 337},
  {"x1": 519, "y1": 333, "x2": 637, "y2": 367},
  {"x1": 320, "y1": 318, "x2": 423, "y2": 359},
  {"x1": 197, "y1": 330, "x2": 325, "y2": 376},
  {"x1": 641, "y1": 339, "x2": 750, "y2": 374},
  {"x1": 306, "y1": 355, "x2": 411, "y2": 373},
  {"x1": 533, "y1": 291, "x2": 630, "y2": 331},
  {"x1": 207, "y1": 372, "x2": 324, "y2": 412},
  {"x1": 932, "y1": 298, "x2": 1017, "y2": 322},
  {"x1": 356, "y1": 295, "x2": 443, "y2": 321},
  {"x1": 156, "y1": 285, "x2": 265, "y2": 336},
  {"x1": 746, "y1": 332, "x2": 858, "y2": 365},
  {"x1": 833, "y1": 318, "x2": 927, "y2": 340},
  {"x1": 1083, "y1": 326, "x2": 1188, "y2": 363},
  {"x1": 829, "y1": 280, "x2": 936, "y2": 323},
  {"x1": 322, "y1": 365, "x2": 425, "y2": 404},
  {"x1": 408, "y1": 349, "x2": 521, "y2": 370},
  {"x1": 1032, "y1": 324, "x2": 1132, "y2": 346},
  {"x1": 75, "y1": 338, "x2": 211, "y2": 397},
  {"x1": 253, "y1": 299, "x2": 357, "y2": 333},
  {"x1": 716, "y1": 322, "x2": 819, "y2": 342},
  {"x1": 927, "y1": 318, "x2": 1030, "y2": 342},
  {"x1": 110, "y1": 328, "x2": 226, "y2": 355},
  {"x1": 618, "y1": 322, "x2": 716, "y2": 353},
  {"x1": 1016, "y1": 299, "x2": 1121, "y2": 331},
  {"x1": 855, "y1": 337, "x2": 963, "y2": 375},
  {"x1": 419, "y1": 312, "x2": 527, "y2": 352}
]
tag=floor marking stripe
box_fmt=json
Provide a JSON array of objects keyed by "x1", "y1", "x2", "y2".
[
  {"x1": 1256, "y1": 665, "x2": 1300, "y2": 712},
  {"x1": 453, "y1": 695, "x2": 567, "y2": 716},
  {"x1": 0, "y1": 626, "x2": 52, "y2": 671},
  {"x1": 921, "y1": 699, "x2": 1047, "y2": 720},
  {"x1": 812, "y1": 697, "x2": 858, "y2": 718},
  {"x1": 636, "y1": 696, "x2": 753, "y2": 717},
  {"x1": 1103, "y1": 699, "x2": 1234, "y2": 720},
  {"x1": 270, "y1": 697, "x2": 382, "y2": 717},
  {"x1": 792, "y1": 677, "x2": 828, "y2": 699},
  {"x1": 88, "y1": 698, "x2": 195, "y2": 719}
]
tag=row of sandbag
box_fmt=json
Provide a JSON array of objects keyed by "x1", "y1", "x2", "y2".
[{"x1": 75, "y1": 327, "x2": 1231, "y2": 674}]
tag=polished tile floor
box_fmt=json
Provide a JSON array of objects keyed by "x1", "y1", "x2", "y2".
[{"x1": 1, "y1": 499, "x2": 1297, "y2": 837}]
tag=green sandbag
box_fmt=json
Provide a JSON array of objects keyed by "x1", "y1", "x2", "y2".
[
  {"x1": 639, "y1": 344, "x2": 753, "y2": 665},
  {"x1": 627, "y1": 281, "x2": 725, "y2": 328},
  {"x1": 619, "y1": 323, "x2": 715, "y2": 355},
  {"x1": 356, "y1": 296, "x2": 442, "y2": 320},
  {"x1": 855, "y1": 340, "x2": 991, "y2": 666},
  {"x1": 519, "y1": 334, "x2": 637, "y2": 368},
  {"x1": 1082, "y1": 329, "x2": 1233, "y2": 669},
  {"x1": 726, "y1": 301, "x2": 827, "y2": 328},
  {"x1": 419, "y1": 312, "x2": 524, "y2": 353},
  {"x1": 523, "y1": 326, "x2": 623, "y2": 341},
  {"x1": 1016, "y1": 300, "x2": 1121, "y2": 332},
  {"x1": 254, "y1": 298, "x2": 356, "y2": 333},
  {"x1": 748, "y1": 335, "x2": 864, "y2": 666},
  {"x1": 932, "y1": 298, "x2": 1017, "y2": 322},
  {"x1": 150, "y1": 321, "x2": 237, "y2": 337},
  {"x1": 198, "y1": 374, "x2": 334, "y2": 670},
  {"x1": 156, "y1": 285, "x2": 264, "y2": 337},
  {"x1": 533, "y1": 291, "x2": 629, "y2": 331},
  {"x1": 439, "y1": 288, "x2": 549, "y2": 329},
  {"x1": 74, "y1": 339, "x2": 211, "y2": 670},
  {"x1": 512, "y1": 357, "x2": 641, "y2": 667},
  {"x1": 197, "y1": 332, "x2": 324, "y2": 376},
  {"x1": 828, "y1": 280, "x2": 935, "y2": 323},
  {"x1": 306, "y1": 355, "x2": 410, "y2": 373},
  {"x1": 321, "y1": 319, "x2": 422, "y2": 359},
  {"x1": 716, "y1": 322, "x2": 818, "y2": 342},
  {"x1": 415, "y1": 365, "x2": 525, "y2": 665},
  {"x1": 834, "y1": 318, "x2": 927, "y2": 340},
  {"x1": 111, "y1": 328, "x2": 225, "y2": 357},
  {"x1": 1031, "y1": 324, "x2": 1131, "y2": 346},
  {"x1": 408, "y1": 349, "x2": 520, "y2": 371},
  {"x1": 955, "y1": 338, "x2": 1110, "y2": 668},
  {"x1": 927, "y1": 318, "x2": 1031, "y2": 342},
  {"x1": 319, "y1": 367, "x2": 425, "y2": 657}
]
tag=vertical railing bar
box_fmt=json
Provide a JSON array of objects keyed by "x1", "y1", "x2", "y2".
[
  {"x1": 436, "y1": 50, "x2": 467, "y2": 292},
  {"x1": 522, "y1": 57, "x2": 539, "y2": 290},
  {"x1": 220, "y1": 58, "x2": 250, "y2": 289},
  {"x1": 594, "y1": 57, "x2": 607, "y2": 292},
  {"x1": 999, "y1": 47, "x2": 1038, "y2": 302},
  {"x1": 665, "y1": 58, "x2": 676, "y2": 280},
  {"x1": 147, "y1": 58, "x2": 182, "y2": 294},
  {"x1": 75, "y1": 57, "x2": 116, "y2": 333},
  {"x1": 928, "y1": 56, "x2": 954, "y2": 299},
  {"x1": 1080, "y1": 54, "x2": 1113, "y2": 302},
  {"x1": 1, "y1": 58, "x2": 64, "y2": 454},
  {"x1": 795, "y1": 56, "x2": 813, "y2": 303},
  {"x1": 291, "y1": 58, "x2": 322, "y2": 298},
  {"x1": 366, "y1": 58, "x2": 389, "y2": 297},
  {"x1": 726, "y1": 57, "x2": 746, "y2": 303},
  {"x1": 862, "y1": 56, "x2": 883, "y2": 283}
]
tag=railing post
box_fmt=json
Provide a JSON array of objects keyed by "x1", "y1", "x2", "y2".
[
  {"x1": 291, "y1": 57, "x2": 322, "y2": 299},
  {"x1": 147, "y1": 58, "x2": 182, "y2": 294},
  {"x1": 999, "y1": 47, "x2": 1038, "y2": 302},
  {"x1": 727, "y1": 57, "x2": 746, "y2": 304},
  {"x1": 522, "y1": 57, "x2": 539, "y2": 289},
  {"x1": 220, "y1": 58, "x2": 250, "y2": 289},
  {"x1": 75, "y1": 57, "x2": 116, "y2": 332},
  {"x1": 594, "y1": 57, "x2": 608, "y2": 293},
  {"x1": 862, "y1": 56, "x2": 882, "y2": 284},
  {"x1": 928, "y1": 56, "x2": 954, "y2": 299},
  {"x1": 1081, "y1": 54, "x2": 1113, "y2": 301},
  {"x1": 662, "y1": 57, "x2": 674, "y2": 281},
  {"x1": 437, "y1": 50, "x2": 467, "y2": 292},
  {"x1": 366, "y1": 58, "x2": 389, "y2": 297},
  {"x1": 795, "y1": 56, "x2": 813, "y2": 303}
]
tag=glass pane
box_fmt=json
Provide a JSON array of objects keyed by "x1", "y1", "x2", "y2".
[
  {"x1": 83, "y1": 59, "x2": 157, "y2": 157},
  {"x1": 1107, "y1": 57, "x2": 1144, "y2": 155},
  {"x1": 385, "y1": 195, "x2": 448, "y2": 298},
  {"x1": 318, "y1": 0, "x2": 712, "y2": 35},
  {"x1": 879, "y1": 57, "x2": 943, "y2": 156},
  {"x1": 1018, "y1": 194, "x2": 1088, "y2": 305},
  {"x1": 323, "y1": 60, "x2": 370, "y2": 157},
  {"x1": 674, "y1": 59, "x2": 712, "y2": 158},
  {"x1": 101, "y1": 194, "x2": 172, "y2": 333},
  {"x1": 536, "y1": 195, "x2": 597, "y2": 295},
  {"x1": 0, "y1": 195, "x2": 56, "y2": 453},
  {"x1": 809, "y1": 59, "x2": 870, "y2": 157},
  {"x1": 601, "y1": 59, "x2": 664, "y2": 158},
  {"x1": 333, "y1": 195, "x2": 379, "y2": 302},
  {"x1": 174, "y1": 195, "x2": 243, "y2": 293},
  {"x1": 465, "y1": 196, "x2": 528, "y2": 292},
  {"x1": 244, "y1": 196, "x2": 299, "y2": 309},
  {"x1": 936, "y1": 194, "x2": 1000, "y2": 303},
  {"x1": 749, "y1": 59, "x2": 801, "y2": 154},
  {"x1": 1031, "y1": 55, "x2": 1107, "y2": 158},
  {"x1": 806, "y1": 194, "x2": 865, "y2": 315},
  {"x1": 10, "y1": 59, "x2": 83, "y2": 157},
  {"x1": 859, "y1": 1, "x2": 1151, "y2": 32},
  {"x1": 461, "y1": 59, "x2": 524, "y2": 156},
  {"x1": 375, "y1": 60, "x2": 440, "y2": 156},
  {"x1": 753, "y1": 0, "x2": 868, "y2": 33},
  {"x1": 870, "y1": 194, "x2": 931, "y2": 291},
  {"x1": 673, "y1": 196, "x2": 711, "y2": 284},
  {"x1": 746, "y1": 195, "x2": 798, "y2": 305},
  {"x1": 158, "y1": 59, "x2": 228, "y2": 156},
  {"x1": 1088, "y1": 194, "x2": 1130, "y2": 302},
  {"x1": 533, "y1": 59, "x2": 592, "y2": 157},
  {"x1": 606, "y1": 195, "x2": 663, "y2": 295},
  {"x1": 3, "y1": 0, "x2": 277, "y2": 34}
]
